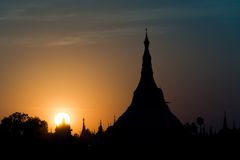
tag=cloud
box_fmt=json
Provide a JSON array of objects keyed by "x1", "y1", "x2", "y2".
[
  {"x1": 0, "y1": 0, "x2": 239, "y2": 47},
  {"x1": 47, "y1": 36, "x2": 95, "y2": 46},
  {"x1": 0, "y1": 34, "x2": 96, "y2": 47}
]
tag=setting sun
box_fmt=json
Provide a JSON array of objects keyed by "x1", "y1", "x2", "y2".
[{"x1": 54, "y1": 112, "x2": 71, "y2": 126}]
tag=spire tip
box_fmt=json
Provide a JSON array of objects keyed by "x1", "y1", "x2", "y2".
[{"x1": 144, "y1": 28, "x2": 149, "y2": 46}]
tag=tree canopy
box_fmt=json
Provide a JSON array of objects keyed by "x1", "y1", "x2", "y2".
[{"x1": 0, "y1": 112, "x2": 48, "y2": 138}]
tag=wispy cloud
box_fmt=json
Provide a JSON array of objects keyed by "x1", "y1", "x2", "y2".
[
  {"x1": 0, "y1": 0, "x2": 239, "y2": 47},
  {"x1": 47, "y1": 36, "x2": 95, "y2": 46},
  {"x1": 0, "y1": 34, "x2": 96, "y2": 47}
]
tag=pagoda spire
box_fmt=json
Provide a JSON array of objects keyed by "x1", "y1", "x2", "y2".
[
  {"x1": 144, "y1": 28, "x2": 150, "y2": 48},
  {"x1": 136, "y1": 29, "x2": 157, "y2": 91},
  {"x1": 82, "y1": 118, "x2": 86, "y2": 131},
  {"x1": 97, "y1": 120, "x2": 104, "y2": 135},
  {"x1": 111, "y1": 30, "x2": 184, "y2": 143},
  {"x1": 223, "y1": 111, "x2": 228, "y2": 130}
]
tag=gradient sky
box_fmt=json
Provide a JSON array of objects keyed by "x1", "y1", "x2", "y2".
[{"x1": 0, "y1": 0, "x2": 240, "y2": 134}]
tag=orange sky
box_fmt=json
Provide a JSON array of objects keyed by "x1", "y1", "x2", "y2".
[
  {"x1": 0, "y1": 40, "x2": 143, "y2": 134},
  {"x1": 1, "y1": 0, "x2": 240, "y2": 133}
]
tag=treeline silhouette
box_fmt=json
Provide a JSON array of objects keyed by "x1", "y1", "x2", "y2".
[{"x1": 0, "y1": 112, "x2": 239, "y2": 158}]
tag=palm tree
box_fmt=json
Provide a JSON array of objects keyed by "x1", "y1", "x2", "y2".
[{"x1": 196, "y1": 116, "x2": 204, "y2": 135}]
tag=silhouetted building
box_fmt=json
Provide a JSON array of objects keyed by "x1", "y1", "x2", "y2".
[
  {"x1": 96, "y1": 120, "x2": 104, "y2": 136},
  {"x1": 219, "y1": 111, "x2": 230, "y2": 136},
  {"x1": 223, "y1": 111, "x2": 228, "y2": 130},
  {"x1": 108, "y1": 30, "x2": 184, "y2": 144},
  {"x1": 55, "y1": 118, "x2": 72, "y2": 137},
  {"x1": 79, "y1": 118, "x2": 93, "y2": 144}
]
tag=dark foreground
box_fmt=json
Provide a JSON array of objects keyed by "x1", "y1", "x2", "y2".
[{"x1": 1, "y1": 135, "x2": 239, "y2": 159}]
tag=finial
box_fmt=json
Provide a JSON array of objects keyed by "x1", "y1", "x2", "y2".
[
  {"x1": 144, "y1": 28, "x2": 149, "y2": 47},
  {"x1": 145, "y1": 28, "x2": 148, "y2": 39},
  {"x1": 82, "y1": 118, "x2": 86, "y2": 131}
]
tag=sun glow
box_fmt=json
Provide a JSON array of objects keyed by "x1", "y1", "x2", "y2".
[{"x1": 54, "y1": 112, "x2": 70, "y2": 126}]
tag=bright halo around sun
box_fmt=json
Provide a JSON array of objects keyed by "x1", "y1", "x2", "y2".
[{"x1": 54, "y1": 112, "x2": 70, "y2": 126}]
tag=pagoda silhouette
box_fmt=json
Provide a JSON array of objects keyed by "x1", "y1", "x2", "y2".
[{"x1": 108, "y1": 30, "x2": 184, "y2": 144}]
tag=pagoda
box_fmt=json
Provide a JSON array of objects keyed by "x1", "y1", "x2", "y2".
[{"x1": 110, "y1": 30, "x2": 184, "y2": 143}]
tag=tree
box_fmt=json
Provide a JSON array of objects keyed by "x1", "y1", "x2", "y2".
[
  {"x1": 0, "y1": 112, "x2": 48, "y2": 138},
  {"x1": 25, "y1": 117, "x2": 48, "y2": 137},
  {"x1": 0, "y1": 112, "x2": 30, "y2": 136}
]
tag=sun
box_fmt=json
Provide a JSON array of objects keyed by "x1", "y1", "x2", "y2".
[{"x1": 54, "y1": 112, "x2": 70, "y2": 126}]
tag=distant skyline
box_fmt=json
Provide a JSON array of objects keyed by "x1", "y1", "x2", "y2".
[{"x1": 0, "y1": 0, "x2": 240, "y2": 133}]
